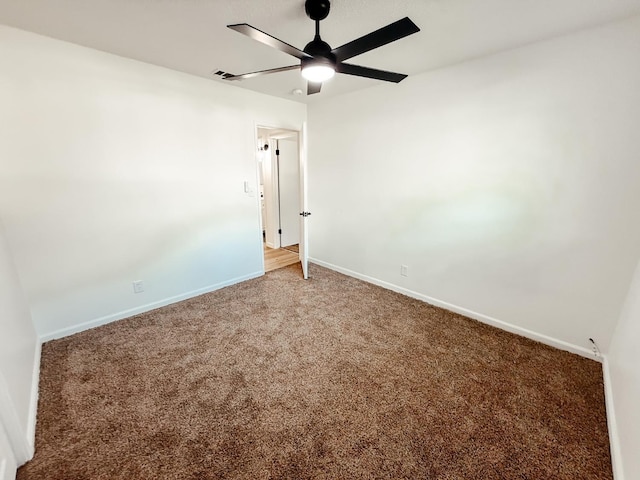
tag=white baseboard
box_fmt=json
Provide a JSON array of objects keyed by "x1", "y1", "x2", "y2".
[
  {"x1": 309, "y1": 258, "x2": 596, "y2": 360},
  {"x1": 602, "y1": 356, "x2": 624, "y2": 480},
  {"x1": 40, "y1": 271, "x2": 264, "y2": 342}
]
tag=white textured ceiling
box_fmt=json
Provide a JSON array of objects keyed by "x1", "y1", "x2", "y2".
[{"x1": 2, "y1": 0, "x2": 640, "y2": 103}]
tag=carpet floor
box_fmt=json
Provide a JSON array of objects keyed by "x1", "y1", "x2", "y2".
[{"x1": 18, "y1": 264, "x2": 612, "y2": 479}]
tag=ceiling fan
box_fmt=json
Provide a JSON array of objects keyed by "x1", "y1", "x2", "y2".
[{"x1": 224, "y1": 0, "x2": 420, "y2": 95}]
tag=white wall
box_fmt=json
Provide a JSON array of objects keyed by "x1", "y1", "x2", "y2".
[
  {"x1": 307, "y1": 15, "x2": 640, "y2": 354},
  {"x1": 0, "y1": 422, "x2": 18, "y2": 480},
  {"x1": 0, "y1": 220, "x2": 39, "y2": 464},
  {"x1": 607, "y1": 259, "x2": 640, "y2": 480},
  {"x1": 0, "y1": 26, "x2": 306, "y2": 339}
]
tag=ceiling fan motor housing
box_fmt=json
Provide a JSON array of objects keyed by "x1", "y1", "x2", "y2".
[
  {"x1": 305, "y1": 0, "x2": 331, "y2": 21},
  {"x1": 303, "y1": 35, "x2": 335, "y2": 59},
  {"x1": 303, "y1": 38, "x2": 336, "y2": 73}
]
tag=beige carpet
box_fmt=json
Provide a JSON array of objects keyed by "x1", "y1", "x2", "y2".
[{"x1": 19, "y1": 264, "x2": 612, "y2": 479}]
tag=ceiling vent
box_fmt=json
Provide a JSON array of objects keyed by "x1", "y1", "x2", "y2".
[{"x1": 211, "y1": 69, "x2": 234, "y2": 79}]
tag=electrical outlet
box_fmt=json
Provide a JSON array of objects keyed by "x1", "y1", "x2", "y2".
[
  {"x1": 133, "y1": 280, "x2": 144, "y2": 294},
  {"x1": 400, "y1": 265, "x2": 408, "y2": 277}
]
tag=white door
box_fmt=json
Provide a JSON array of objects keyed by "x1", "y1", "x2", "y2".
[
  {"x1": 277, "y1": 138, "x2": 300, "y2": 248},
  {"x1": 299, "y1": 122, "x2": 310, "y2": 279}
]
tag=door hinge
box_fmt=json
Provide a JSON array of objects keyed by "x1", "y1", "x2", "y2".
[
  {"x1": 275, "y1": 149, "x2": 280, "y2": 155},
  {"x1": 278, "y1": 228, "x2": 282, "y2": 234}
]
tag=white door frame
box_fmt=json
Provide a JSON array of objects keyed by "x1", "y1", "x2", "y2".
[{"x1": 255, "y1": 123, "x2": 307, "y2": 276}]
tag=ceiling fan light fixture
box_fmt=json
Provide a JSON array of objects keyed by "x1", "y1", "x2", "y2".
[
  {"x1": 301, "y1": 64, "x2": 335, "y2": 82},
  {"x1": 301, "y1": 56, "x2": 336, "y2": 82}
]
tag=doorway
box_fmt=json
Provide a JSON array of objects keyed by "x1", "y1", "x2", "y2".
[{"x1": 257, "y1": 126, "x2": 303, "y2": 273}]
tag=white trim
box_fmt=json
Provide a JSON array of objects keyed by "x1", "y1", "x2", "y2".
[
  {"x1": 40, "y1": 271, "x2": 264, "y2": 342},
  {"x1": 602, "y1": 356, "x2": 624, "y2": 480},
  {"x1": 309, "y1": 258, "x2": 596, "y2": 360},
  {"x1": 26, "y1": 341, "x2": 41, "y2": 451},
  {"x1": 253, "y1": 122, "x2": 266, "y2": 277}
]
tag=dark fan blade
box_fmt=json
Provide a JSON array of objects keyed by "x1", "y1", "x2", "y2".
[
  {"x1": 336, "y1": 63, "x2": 407, "y2": 83},
  {"x1": 331, "y1": 17, "x2": 419, "y2": 62},
  {"x1": 228, "y1": 24, "x2": 310, "y2": 60},
  {"x1": 224, "y1": 65, "x2": 300, "y2": 81},
  {"x1": 307, "y1": 82, "x2": 322, "y2": 95}
]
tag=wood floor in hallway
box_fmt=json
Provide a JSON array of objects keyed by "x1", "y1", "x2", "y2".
[{"x1": 264, "y1": 244, "x2": 299, "y2": 272}]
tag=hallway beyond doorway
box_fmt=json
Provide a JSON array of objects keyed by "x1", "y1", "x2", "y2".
[
  {"x1": 264, "y1": 244, "x2": 299, "y2": 272},
  {"x1": 282, "y1": 244, "x2": 299, "y2": 254}
]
